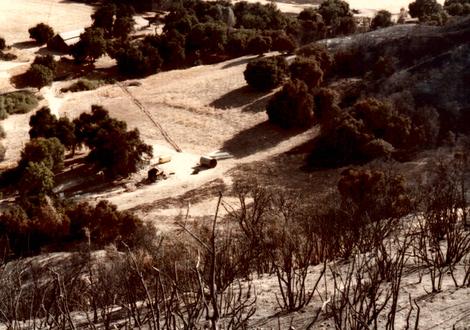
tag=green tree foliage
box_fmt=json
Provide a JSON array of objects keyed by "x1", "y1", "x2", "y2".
[
  {"x1": 444, "y1": 0, "x2": 470, "y2": 15},
  {"x1": 28, "y1": 23, "x2": 54, "y2": 45},
  {"x1": 29, "y1": 107, "x2": 76, "y2": 152},
  {"x1": 91, "y1": 4, "x2": 117, "y2": 35},
  {"x1": 334, "y1": 16, "x2": 357, "y2": 35},
  {"x1": 266, "y1": 79, "x2": 315, "y2": 129},
  {"x1": 71, "y1": 28, "x2": 107, "y2": 63},
  {"x1": 369, "y1": 56, "x2": 396, "y2": 79},
  {"x1": 164, "y1": 10, "x2": 199, "y2": 35},
  {"x1": 297, "y1": 8, "x2": 326, "y2": 43},
  {"x1": 187, "y1": 22, "x2": 228, "y2": 56},
  {"x1": 91, "y1": 3, "x2": 135, "y2": 39},
  {"x1": 18, "y1": 161, "x2": 55, "y2": 198},
  {"x1": 313, "y1": 87, "x2": 340, "y2": 120},
  {"x1": 226, "y1": 29, "x2": 254, "y2": 56},
  {"x1": 409, "y1": 0, "x2": 443, "y2": 20},
  {"x1": 312, "y1": 104, "x2": 371, "y2": 166},
  {"x1": 113, "y1": 15, "x2": 135, "y2": 39},
  {"x1": 154, "y1": 31, "x2": 186, "y2": 69},
  {"x1": 29, "y1": 107, "x2": 58, "y2": 139},
  {"x1": 298, "y1": 8, "x2": 322, "y2": 21},
  {"x1": 0, "y1": 91, "x2": 38, "y2": 119},
  {"x1": 32, "y1": 55, "x2": 57, "y2": 72},
  {"x1": 0, "y1": 205, "x2": 31, "y2": 256},
  {"x1": 309, "y1": 96, "x2": 419, "y2": 166},
  {"x1": 271, "y1": 33, "x2": 297, "y2": 54},
  {"x1": 371, "y1": 10, "x2": 394, "y2": 30},
  {"x1": 74, "y1": 105, "x2": 152, "y2": 178},
  {"x1": 19, "y1": 137, "x2": 65, "y2": 172},
  {"x1": 351, "y1": 98, "x2": 412, "y2": 149},
  {"x1": 244, "y1": 56, "x2": 287, "y2": 91},
  {"x1": 247, "y1": 35, "x2": 272, "y2": 55},
  {"x1": 318, "y1": 0, "x2": 351, "y2": 25},
  {"x1": 54, "y1": 118, "x2": 77, "y2": 152},
  {"x1": 296, "y1": 43, "x2": 334, "y2": 74},
  {"x1": 0, "y1": 199, "x2": 150, "y2": 257},
  {"x1": 114, "y1": 42, "x2": 162, "y2": 77},
  {"x1": 66, "y1": 200, "x2": 147, "y2": 247},
  {"x1": 233, "y1": 2, "x2": 287, "y2": 30},
  {"x1": 24, "y1": 64, "x2": 54, "y2": 88},
  {"x1": 289, "y1": 57, "x2": 323, "y2": 88}
]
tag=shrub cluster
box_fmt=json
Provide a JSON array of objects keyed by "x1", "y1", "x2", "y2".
[
  {"x1": 23, "y1": 55, "x2": 57, "y2": 89},
  {"x1": 243, "y1": 56, "x2": 287, "y2": 91},
  {"x1": 0, "y1": 199, "x2": 151, "y2": 257},
  {"x1": 371, "y1": 10, "x2": 394, "y2": 30},
  {"x1": 0, "y1": 91, "x2": 38, "y2": 119},
  {"x1": 308, "y1": 94, "x2": 436, "y2": 166},
  {"x1": 25, "y1": 65, "x2": 54, "y2": 89},
  {"x1": 266, "y1": 79, "x2": 315, "y2": 129},
  {"x1": 60, "y1": 79, "x2": 106, "y2": 93}
]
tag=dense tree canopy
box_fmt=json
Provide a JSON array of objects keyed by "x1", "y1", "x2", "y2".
[
  {"x1": 29, "y1": 107, "x2": 76, "y2": 152},
  {"x1": 114, "y1": 42, "x2": 163, "y2": 76},
  {"x1": 409, "y1": 0, "x2": 443, "y2": 20},
  {"x1": 18, "y1": 161, "x2": 55, "y2": 198},
  {"x1": 74, "y1": 105, "x2": 153, "y2": 178},
  {"x1": 318, "y1": 0, "x2": 352, "y2": 25},
  {"x1": 25, "y1": 64, "x2": 54, "y2": 88},
  {"x1": 71, "y1": 28, "x2": 107, "y2": 63},
  {"x1": 371, "y1": 10, "x2": 394, "y2": 30},
  {"x1": 28, "y1": 23, "x2": 54, "y2": 45},
  {"x1": 19, "y1": 137, "x2": 65, "y2": 173}
]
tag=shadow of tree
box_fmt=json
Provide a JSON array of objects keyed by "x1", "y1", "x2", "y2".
[
  {"x1": 10, "y1": 72, "x2": 30, "y2": 89},
  {"x1": 241, "y1": 93, "x2": 273, "y2": 113},
  {"x1": 210, "y1": 85, "x2": 269, "y2": 110},
  {"x1": 12, "y1": 41, "x2": 38, "y2": 50},
  {"x1": 222, "y1": 121, "x2": 306, "y2": 158},
  {"x1": 35, "y1": 46, "x2": 63, "y2": 56}
]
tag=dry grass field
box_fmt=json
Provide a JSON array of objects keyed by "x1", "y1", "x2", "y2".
[{"x1": 0, "y1": 0, "x2": 92, "y2": 44}]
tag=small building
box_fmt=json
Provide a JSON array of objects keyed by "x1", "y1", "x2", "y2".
[{"x1": 47, "y1": 29, "x2": 84, "y2": 53}]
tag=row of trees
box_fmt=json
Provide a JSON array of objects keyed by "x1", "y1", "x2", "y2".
[
  {"x1": 38, "y1": 0, "x2": 361, "y2": 79},
  {"x1": 21, "y1": 0, "x2": 470, "y2": 86}
]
